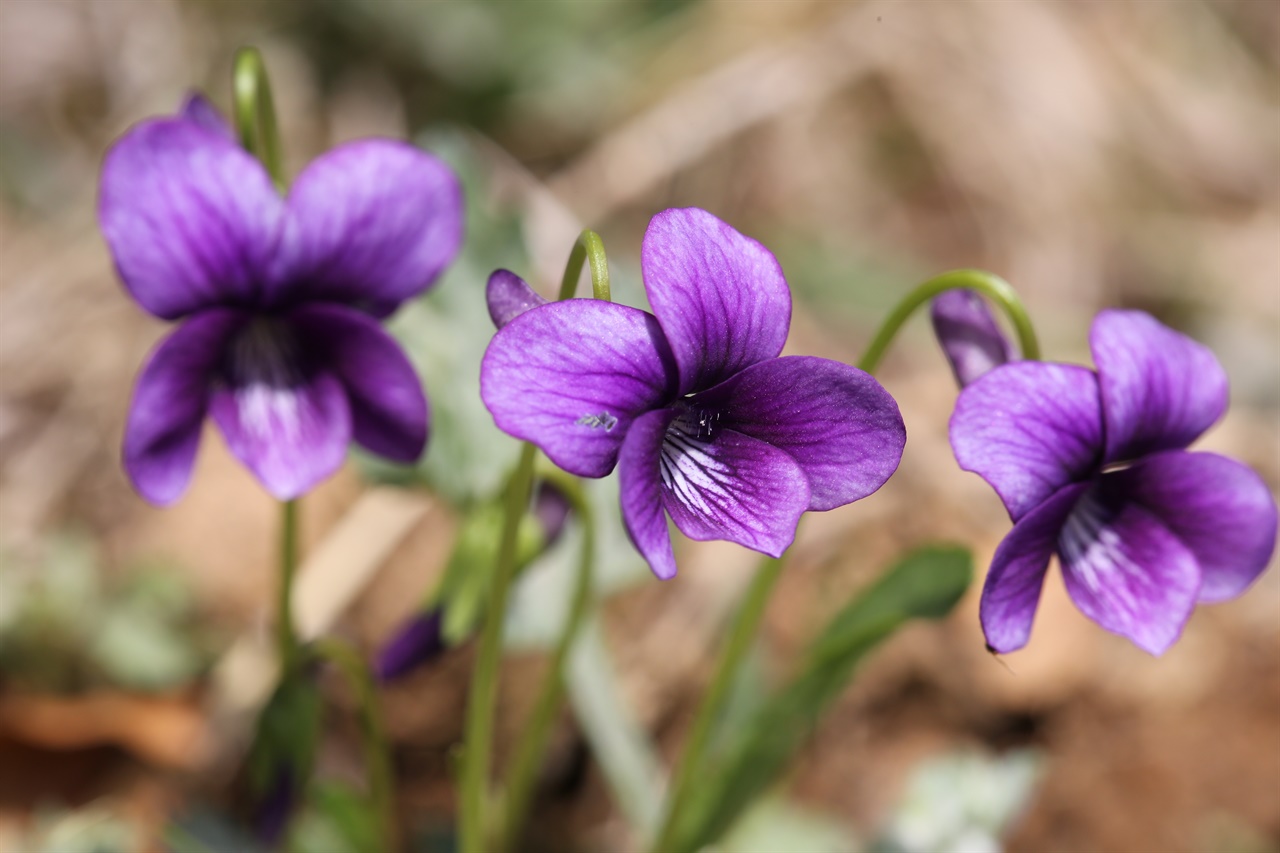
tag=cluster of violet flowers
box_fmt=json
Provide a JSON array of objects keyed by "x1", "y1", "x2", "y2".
[{"x1": 99, "y1": 50, "x2": 1276, "y2": 852}]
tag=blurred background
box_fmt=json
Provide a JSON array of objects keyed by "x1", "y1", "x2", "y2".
[{"x1": 0, "y1": 0, "x2": 1277, "y2": 851}]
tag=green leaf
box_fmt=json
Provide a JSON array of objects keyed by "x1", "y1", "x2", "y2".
[
  {"x1": 669, "y1": 546, "x2": 973, "y2": 853},
  {"x1": 288, "y1": 782, "x2": 380, "y2": 853},
  {"x1": 245, "y1": 673, "x2": 323, "y2": 805}
]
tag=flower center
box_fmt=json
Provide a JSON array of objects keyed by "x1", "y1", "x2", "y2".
[
  {"x1": 659, "y1": 409, "x2": 731, "y2": 514},
  {"x1": 221, "y1": 317, "x2": 311, "y2": 439}
]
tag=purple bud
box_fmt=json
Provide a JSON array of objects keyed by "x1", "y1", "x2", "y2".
[
  {"x1": 177, "y1": 91, "x2": 234, "y2": 140},
  {"x1": 487, "y1": 269, "x2": 548, "y2": 330},
  {"x1": 253, "y1": 765, "x2": 296, "y2": 846},
  {"x1": 375, "y1": 608, "x2": 446, "y2": 682},
  {"x1": 930, "y1": 290, "x2": 1015, "y2": 387},
  {"x1": 532, "y1": 480, "x2": 572, "y2": 549}
]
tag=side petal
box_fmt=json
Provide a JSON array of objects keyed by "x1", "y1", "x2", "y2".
[
  {"x1": 177, "y1": 91, "x2": 234, "y2": 139},
  {"x1": 123, "y1": 310, "x2": 246, "y2": 505},
  {"x1": 487, "y1": 269, "x2": 548, "y2": 330},
  {"x1": 1108, "y1": 451, "x2": 1277, "y2": 603},
  {"x1": 1058, "y1": 487, "x2": 1202, "y2": 656},
  {"x1": 930, "y1": 289, "x2": 1014, "y2": 387},
  {"x1": 99, "y1": 118, "x2": 283, "y2": 319},
  {"x1": 641, "y1": 208, "x2": 791, "y2": 394},
  {"x1": 1090, "y1": 310, "x2": 1228, "y2": 462},
  {"x1": 480, "y1": 300, "x2": 677, "y2": 478},
  {"x1": 950, "y1": 362, "x2": 1104, "y2": 522},
  {"x1": 209, "y1": 357, "x2": 352, "y2": 501},
  {"x1": 290, "y1": 304, "x2": 428, "y2": 463},
  {"x1": 618, "y1": 409, "x2": 681, "y2": 580},
  {"x1": 692, "y1": 356, "x2": 905, "y2": 511},
  {"x1": 659, "y1": 419, "x2": 811, "y2": 560},
  {"x1": 274, "y1": 140, "x2": 463, "y2": 314},
  {"x1": 981, "y1": 483, "x2": 1088, "y2": 654}
]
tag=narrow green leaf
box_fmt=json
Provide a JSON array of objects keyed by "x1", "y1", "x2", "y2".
[{"x1": 670, "y1": 546, "x2": 973, "y2": 853}]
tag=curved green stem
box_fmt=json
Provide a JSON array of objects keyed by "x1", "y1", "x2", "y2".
[
  {"x1": 459, "y1": 442, "x2": 538, "y2": 853},
  {"x1": 557, "y1": 230, "x2": 611, "y2": 302},
  {"x1": 499, "y1": 486, "x2": 595, "y2": 850},
  {"x1": 233, "y1": 46, "x2": 286, "y2": 190},
  {"x1": 311, "y1": 638, "x2": 398, "y2": 853},
  {"x1": 277, "y1": 499, "x2": 300, "y2": 673},
  {"x1": 856, "y1": 269, "x2": 1040, "y2": 374},
  {"x1": 649, "y1": 554, "x2": 788, "y2": 853}
]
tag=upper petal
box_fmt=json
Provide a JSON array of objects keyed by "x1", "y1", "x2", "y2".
[
  {"x1": 208, "y1": 321, "x2": 353, "y2": 500},
  {"x1": 981, "y1": 483, "x2": 1088, "y2": 654},
  {"x1": 480, "y1": 300, "x2": 677, "y2": 478},
  {"x1": 641, "y1": 208, "x2": 791, "y2": 394},
  {"x1": 123, "y1": 309, "x2": 246, "y2": 505},
  {"x1": 659, "y1": 414, "x2": 810, "y2": 559},
  {"x1": 930, "y1": 289, "x2": 1014, "y2": 388},
  {"x1": 1090, "y1": 310, "x2": 1228, "y2": 463},
  {"x1": 618, "y1": 408, "x2": 681, "y2": 580},
  {"x1": 99, "y1": 118, "x2": 284, "y2": 319},
  {"x1": 273, "y1": 140, "x2": 463, "y2": 315},
  {"x1": 290, "y1": 304, "x2": 428, "y2": 463},
  {"x1": 1107, "y1": 451, "x2": 1277, "y2": 603},
  {"x1": 692, "y1": 356, "x2": 905, "y2": 511},
  {"x1": 177, "y1": 91, "x2": 234, "y2": 139},
  {"x1": 950, "y1": 362, "x2": 1104, "y2": 522},
  {"x1": 1058, "y1": 485, "x2": 1201, "y2": 656},
  {"x1": 486, "y1": 269, "x2": 548, "y2": 330}
]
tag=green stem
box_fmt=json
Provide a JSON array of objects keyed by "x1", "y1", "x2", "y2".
[
  {"x1": 557, "y1": 230, "x2": 611, "y2": 302},
  {"x1": 459, "y1": 442, "x2": 538, "y2": 853},
  {"x1": 278, "y1": 499, "x2": 299, "y2": 673},
  {"x1": 499, "y1": 489, "x2": 595, "y2": 850},
  {"x1": 232, "y1": 46, "x2": 286, "y2": 190},
  {"x1": 649, "y1": 554, "x2": 788, "y2": 853},
  {"x1": 311, "y1": 638, "x2": 398, "y2": 853},
  {"x1": 856, "y1": 269, "x2": 1040, "y2": 374}
]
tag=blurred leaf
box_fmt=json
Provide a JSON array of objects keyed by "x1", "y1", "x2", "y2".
[
  {"x1": 566, "y1": 616, "x2": 667, "y2": 835},
  {"x1": 288, "y1": 782, "x2": 380, "y2": 853},
  {"x1": 870, "y1": 749, "x2": 1042, "y2": 853},
  {"x1": 669, "y1": 546, "x2": 973, "y2": 853},
  {"x1": 722, "y1": 796, "x2": 856, "y2": 853},
  {"x1": 91, "y1": 605, "x2": 203, "y2": 690},
  {"x1": 246, "y1": 672, "x2": 323, "y2": 808}
]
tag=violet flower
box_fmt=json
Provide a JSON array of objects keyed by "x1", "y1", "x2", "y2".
[
  {"x1": 480, "y1": 208, "x2": 906, "y2": 579},
  {"x1": 951, "y1": 310, "x2": 1277, "y2": 655},
  {"x1": 930, "y1": 289, "x2": 1014, "y2": 387},
  {"x1": 100, "y1": 95, "x2": 463, "y2": 503}
]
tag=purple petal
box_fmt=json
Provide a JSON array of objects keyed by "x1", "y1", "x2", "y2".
[
  {"x1": 618, "y1": 409, "x2": 681, "y2": 579},
  {"x1": 99, "y1": 118, "x2": 283, "y2": 319},
  {"x1": 177, "y1": 91, "x2": 233, "y2": 139},
  {"x1": 375, "y1": 609, "x2": 446, "y2": 682},
  {"x1": 981, "y1": 483, "x2": 1088, "y2": 653},
  {"x1": 950, "y1": 362, "x2": 1104, "y2": 522},
  {"x1": 480, "y1": 300, "x2": 677, "y2": 478},
  {"x1": 290, "y1": 304, "x2": 428, "y2": 463},
  {"x1": 274, "y1": 140, "x2": 463, "y2": 315},
  {"x1": 930, "y1": 290, "x2": 1014, "y2": 387},
  {"x1": 123, "y1": 310, "x2": 246, "y2": 505},
  {"x1": 1058, "y1": 485, "x2": 1201, "y2": 656},
  {"x1": 641, "y1": 208, "x2": 791, "y2": 394},
  {"x1": 1090, "y1": 310, "x2": 1228, "y2": 463},
  {"x1": 208, "y1": 321, "x2": 352, "y2": 500},
  {"x1": 691, "y1": 356, "x2": 905, "y2": 511},
  {"x1": 660, "y1": 419, "x2": 811, "y2": 559},
  {"x1": 1108, "y1": 451, "x2": 1277, "y2": 603},
  {"x1": 487, "y1": 269, "x2": 548, "y2": 330}
]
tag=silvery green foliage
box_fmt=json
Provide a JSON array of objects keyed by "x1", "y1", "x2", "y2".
[{"x1": 874, "y1": 750, "x2": 1042, "y2": 853}]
